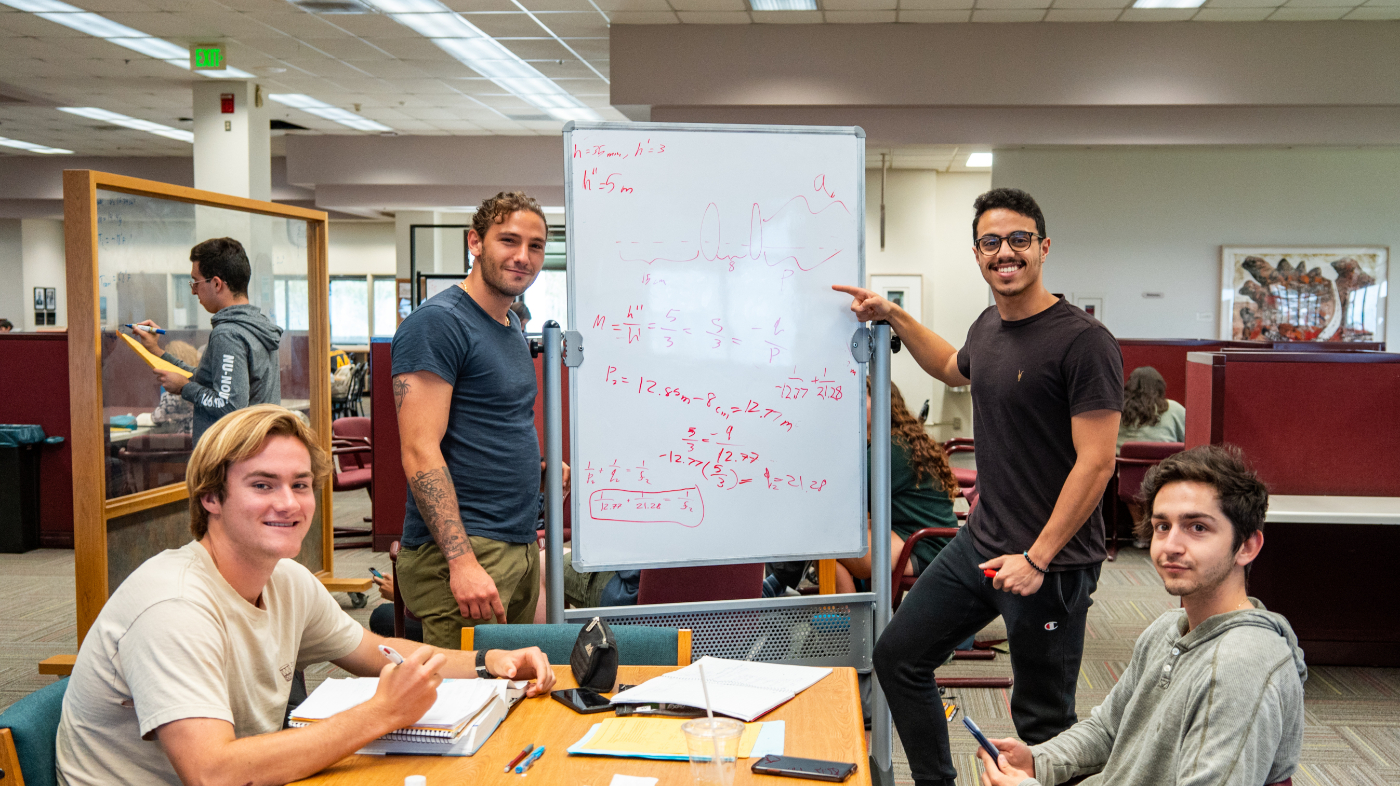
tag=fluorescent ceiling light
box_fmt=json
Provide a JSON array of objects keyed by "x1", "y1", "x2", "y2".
[
  {"x1": 0, "y1": 0, "x2": 250, "y2": 79},
  {"x1": 268, "y1": 94, "x2": 394, "y2": 132},
  {"x1": 1131, "y1": 0, "x2": 1205, "y2": 7},
  {"x1": 359, "y1": 0, "x2": 602, "y2": 123},
  {"x1": 749, "y1": 0, "x2": 818, "y2": 10},
  {"x1": 966, "y1": 152, "x2": 993, "y2": 168},
  {"x1": 58, "y1": 107, "x2": 194, "y2": 142},
  {"x1": 0, "y1": 135, "x2": 72, "y2": 154}
]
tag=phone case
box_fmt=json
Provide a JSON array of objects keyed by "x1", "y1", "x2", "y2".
[
  {"x1": 551, "y1": 689, "x2": 615, "y2": 714},
  {"x1": 751, "y1": 756, "x2": 856, "y2": 782}
]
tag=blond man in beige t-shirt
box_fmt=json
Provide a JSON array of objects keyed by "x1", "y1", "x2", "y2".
[{"x1": 57, "y1": 405, "x2": 556, "y2": 786}]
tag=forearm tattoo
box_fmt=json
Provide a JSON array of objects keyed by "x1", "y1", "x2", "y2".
[
  {"x1": 409, "y1": 466, "x2": 471, "y2": 560},
  {"x1": 392, "y1": 377, "x2": 410, "y2": 413}
]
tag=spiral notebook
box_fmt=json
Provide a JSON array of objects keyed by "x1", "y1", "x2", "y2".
[{"x1": 289, "y1": 677, "x2": 500, "y2": 741}]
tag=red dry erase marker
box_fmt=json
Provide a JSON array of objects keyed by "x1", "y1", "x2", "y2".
[{"x1": 983, "y1": 569, "x2": 997, "y2": 578}]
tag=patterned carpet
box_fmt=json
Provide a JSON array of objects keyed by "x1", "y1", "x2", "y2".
[{"x1": 2, "y1": 492, "x2": 1397, "y2": 786}]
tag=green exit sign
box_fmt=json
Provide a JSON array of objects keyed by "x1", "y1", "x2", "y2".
[{"x1": 191, "y1": 44, "x2": 226, "y2": 71}]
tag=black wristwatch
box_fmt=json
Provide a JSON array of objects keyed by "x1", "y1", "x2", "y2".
[{"x1": 475, "y1": 648, "x2": 492, "y2": 680}]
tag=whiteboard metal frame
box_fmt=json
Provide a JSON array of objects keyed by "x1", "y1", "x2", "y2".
[{"x1": 560, "y1": 120, "x2": 869, "y2": 570}]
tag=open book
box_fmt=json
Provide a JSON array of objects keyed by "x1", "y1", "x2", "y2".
[
  {"x1": 609, "y1": 657, "x2": 831, "y2": 722},
  {"x1": 290, "y1": 677, "x2": 502, "y2": 741}
]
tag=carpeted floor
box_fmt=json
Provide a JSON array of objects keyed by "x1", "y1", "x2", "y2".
[{"x1": 3, "y1": 490, "x2": 1397, "y2": 785}]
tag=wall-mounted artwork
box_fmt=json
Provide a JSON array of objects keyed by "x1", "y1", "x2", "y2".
[{"x1": 1220, "y1": 246, "x2": 1387, "y2": 342}]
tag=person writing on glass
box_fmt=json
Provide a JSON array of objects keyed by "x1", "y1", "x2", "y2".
[
  {"x1": 833, "y1": 188, "x2": 1122, "y2": 786},
  {"x1": 131, "y1": 237, "x2": 283, "y2": 444}
]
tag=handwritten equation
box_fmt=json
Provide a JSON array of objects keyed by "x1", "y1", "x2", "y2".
[
  {"x1": 591, "y1": 304, "x2": 793, "y2": 362},
  {"x1": 588, "y1": 487, "x2": 703, "y2": 528}
]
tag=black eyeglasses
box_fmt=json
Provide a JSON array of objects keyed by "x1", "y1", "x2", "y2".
[{"x1": 975, "y1": 232, "x2": 1042, "y2": 255}]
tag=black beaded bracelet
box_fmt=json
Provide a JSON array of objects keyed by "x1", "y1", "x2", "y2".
[{"x1": 1023, "y1": 551, "x2": 1048, "y2": 575}]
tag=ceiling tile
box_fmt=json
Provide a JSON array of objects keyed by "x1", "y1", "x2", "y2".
[
  {"x1": 1268, "y1": 4, "x2": 1348, "y2": 13},
  {"x1": 675, "y1": 10, "x2": 753, "y2": 20},
  {"x1": 382, "y1": 78, "x2": 461, "y2": 94},
  {"x1": 1193, "y1": 6, "x2": 1273, "y2": 16},
  {"x1": 1346, "y1": 3, "x2": 1400, "y2": 13},
  {"x1": 824, "y1": 0, "x2": 898, "y2": 9},
  {"x1": 253, "y1": 12, "x2": 353, "y2": 39},
  {"x1": 591, "y1": 0, "x2": 673, "y2": 8},
  {"x1": 522, "y1": 0, "x2": 605, "y2": 10},
  {"x1": 407, "y1": 59, "x2": 479, "y2": 78},
  {"x1": 308, "y1": 37, "x2": 396, "y2": 60},
  {"x1": 0, "y1": 14, "x2": 95, "y2": 37},
  {"x1": 1116, "y1": 6, "x2": 1198, "y2": 17},
  {"x1": 824, "y1": 9, "x2": 899, "y2": 19},
  {"x1": 608, "y1": 10, "x2": 681, "y2": 21},
  {"x1": 670, "y1": 0, "x2": 748, "y2": 9},
  {"x1": 976, "y1": 0, "x2": 1052, "y2": 9},
  {"x1": 369, "y1": 37, "x2": 458, "y2": 59},
  {"x1": 1364, "y1": 0, "x2": 1400, "y2": 6},
  {"x1": 1283, "y1": 0, "x2": 1358, "y2": 6},
  {"x1": 897, "y1": 8, "x2": 974, "y2": 18},
  {"x1": 1202, "y1": 0, "x2": 1283, "y2": 7},
  {"x1": 531, "y1": 12, "x2": 609, "y2": 35},
  {"x1": 461, "y1": 12, "x2": 549, "y2": 37},
  {"x1": 315, "y1": 14, "x2": 425, "y2": 38},
  {"x1": 1043, "y1": 7, "x2": 1119, "y2": 17},
  {"x1": 1049, "y1": 0, "x2": 1128, "y2": 6},
  {"x1": 900, "y1": 0, "x2": 977, "y2": 8},
  {"x1": 499, "y1": 38, "x2": 573, "y2": 58},
  {"x1": 558, "y1": 36, "x2": 608, "y2": 57},
  {"x1": 969, "y1": 7, "x2": 1045, "y2": 17},
  {"x1": 229, "y1": 35, "x2": 308, "y2": 59},
  {"x1": 78, "y1": 0, "x2": 160, "y2": 11},
  {"x1": 441, "y1": 0, "x2": 522, "y2": 11},
  {"x1": 753, "y1": 9, "x2": 826, "y2": 19}
]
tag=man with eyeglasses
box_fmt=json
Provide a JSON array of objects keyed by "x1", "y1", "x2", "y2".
[
  {"x1": 132, "y1": 237, "x2": 283, "y2": 444},
  {"x1": 834, "y1": 188, "x2": 1122, "y2": 786}
]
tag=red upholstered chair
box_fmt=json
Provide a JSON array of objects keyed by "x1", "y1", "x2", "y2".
[
  {"x1": 331, "y1": 416, "x2": 373, "y2": 548},
  {"x1": 637, "y1": 563, "x2": 765, "y2": 605},
  {"x1": 1105, "y1": 441, "x2": 1185, "y2": 560}
]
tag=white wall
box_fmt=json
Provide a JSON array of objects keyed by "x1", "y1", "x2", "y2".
[
  {"x1": 992, "y1": 147, "x2": 1400, "y2": 343},
  {"x1": 328, "y1": 220, "x2": 395, "y2": 277},
  {"x1": 0, "y1": 220, "x2": 22, "y2": 327},
  {"x1": 21, "y1": 219, "x2": 65, "y2": 331},
  {"x1": 864, "y1": 169, "x2": 991, "y2": 439}
]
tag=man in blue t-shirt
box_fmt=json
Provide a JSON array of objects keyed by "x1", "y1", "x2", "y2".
[{"x1": 391, "y1": 191, "x2": 557, "y2": 649}]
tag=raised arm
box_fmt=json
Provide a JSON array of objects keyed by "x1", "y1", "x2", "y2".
[
  {"x1": 394, "y1": 370, "x2": 506, "y2": 624},
  {"x1": 831, "y1": 285, "x2": 969, "y2": 387}
]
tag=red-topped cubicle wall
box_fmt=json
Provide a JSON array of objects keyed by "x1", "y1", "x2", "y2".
[
  {"x1": 369, "y1": 339, "x2": 570, "y2": 551},
  {"x1": 1119, "y1": 339, "x2": 1383, "y2": 404},
  {"x1": 0, "y1": 333, "x2": 74, "y2": 547},
  {"x1": 1184, "y1": 349, "x2": 1400, "y2": 665}
]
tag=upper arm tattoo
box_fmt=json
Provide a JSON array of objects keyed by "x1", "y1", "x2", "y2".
[
  {"x1": 392, "y1": 376, "x2": 410, "y2": 413},
  {"x1": 408, "y1": 466, "x2": 471, "y2": 560}
]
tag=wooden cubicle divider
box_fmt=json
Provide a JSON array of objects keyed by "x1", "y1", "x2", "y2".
[{"x1": 63, "y1": 170, "x2": 333, "y2": 646}]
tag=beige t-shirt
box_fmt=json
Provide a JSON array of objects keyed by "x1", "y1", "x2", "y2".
[{"x1": 57, "y1": 541, "x2": 364, "y2": 786}]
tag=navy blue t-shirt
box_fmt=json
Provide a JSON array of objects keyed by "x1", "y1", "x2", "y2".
[{"x1": 392, "y1": 286, "x2": 540, "y2": 548}]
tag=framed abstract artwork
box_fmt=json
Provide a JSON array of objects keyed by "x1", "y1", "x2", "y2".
[{"x1": 1220, "y1": 246, "x2": 1387, "y2": 342}]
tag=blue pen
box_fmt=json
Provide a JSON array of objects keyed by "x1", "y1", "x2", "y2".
[
  {"x1": 515, "y1": 745, "x2": 545, "y2": 773},
  {"x1": 125, "y1": 324, "x2": 166, "y2": 334}
]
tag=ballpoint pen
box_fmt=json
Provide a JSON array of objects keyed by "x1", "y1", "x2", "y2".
[
  {"x1": 505, "y1": 744, "x2": 535, "y2": 772},
  {"x1": 516, "y1": 745, "x2": 546, "y2": 773}
]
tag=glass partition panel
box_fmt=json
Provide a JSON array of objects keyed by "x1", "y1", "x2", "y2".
[
  {"x1": 373, "y1": 276, "x2": 397, "y2": 337},
  {"x1": 97, "y1": 190, "x2": 314, "y2": 500}
]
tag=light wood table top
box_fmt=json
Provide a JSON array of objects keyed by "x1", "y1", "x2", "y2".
[{"x1": 290, "y1": 664, "x2": 870, "y2": 786}]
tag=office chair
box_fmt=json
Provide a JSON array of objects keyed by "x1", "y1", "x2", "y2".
[
  {"x1": 330, "y1": 416, "x2": 373, "y2": 549},
  {"x1": 1106, "y1": 441, "x2": 1185, "y2": 560},
  {"x1": 463, "y1": 625, "x2": 692, "y2": 668},
  {"x1": 0, "y1": 677, "x2": 67, "y2": 786}
]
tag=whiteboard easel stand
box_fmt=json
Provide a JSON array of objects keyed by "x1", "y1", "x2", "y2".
[{"x1": 543, "y1": 319, "x2": 567, "y2": 624}]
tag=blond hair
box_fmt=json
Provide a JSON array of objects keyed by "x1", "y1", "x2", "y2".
[
  {"x1": 186, "y1": 405, "x2": 329, "y2": 539},
  {"x1": 165, "y1": 339, "x2": 199, "y2": 367}
]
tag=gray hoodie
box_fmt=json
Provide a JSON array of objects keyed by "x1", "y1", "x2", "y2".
[
  {"x1": 163, "y1": 304, "x2": 283, "y2": 443},
  {"x1": 1020, "y1": 599, "x2": 1306, "y2": 786}
]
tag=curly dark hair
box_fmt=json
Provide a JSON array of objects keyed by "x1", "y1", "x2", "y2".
[
  {"x1": 1122, "y1": 366, "x2": 1170, "y2": 431},
  {"x1": 472, "y1": 191, "x2": 547, "y2": 244},
  {"x1": 190, "y1": 237, "x2": 251, "y2": 296},
  {"x1": 972, "y1": 187, "x2": 1047, "y2": 240},
  {"x1": 1133, "y1": 445, "x2": 1269, "y2": 557},
  {"x1": 871, "y1": 379, "x2": 959, "y2": 499}
]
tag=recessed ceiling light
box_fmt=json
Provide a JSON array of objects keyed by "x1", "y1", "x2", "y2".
[
  {"x1": 268, "y1": 94, "x2": 394, "y2": 132},
  {"x1": 358, "y1": 0, "x2": 602, "y2": 123},
  {"x1": 0, "y1": 135, "x2": 72, "y2": 154},
  {"x1": 749, "y1": 0, "x2": 817, "y2": 10},
  {"x1": 1131, "y1": 0, "x2": 1205, "y2": 7},
  {"x1": 966, "y1": 152, "x2": 993, "y2": 168},
  {"x1": 58, "y1": 107, "x2": 194, "y2": 142}
]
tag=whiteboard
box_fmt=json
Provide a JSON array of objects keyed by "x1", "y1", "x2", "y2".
[{"x1": 564, "y1": 122, "x2": 867, "y2": 571}]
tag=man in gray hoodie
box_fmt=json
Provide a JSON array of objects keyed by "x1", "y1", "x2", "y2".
[
  {"x1": 133, "y1": 237, "x2": 283, "y2": 444},
  {"x1": 976, "y1": 445, "x2": 1307, "y2": 786}
]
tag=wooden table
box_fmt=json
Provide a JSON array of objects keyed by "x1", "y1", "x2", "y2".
[{"x1": 290, "y1": 664, "x2": 870, "y2": 786}]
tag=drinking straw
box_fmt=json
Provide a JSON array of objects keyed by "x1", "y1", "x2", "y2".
[{"x1": 697, "y1": 660, "x2": 724, "y2": 784}]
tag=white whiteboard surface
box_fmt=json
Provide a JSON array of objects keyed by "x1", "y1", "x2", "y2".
[{"x1": 565, "y1": 122, "x2": 867, "y2": 571}]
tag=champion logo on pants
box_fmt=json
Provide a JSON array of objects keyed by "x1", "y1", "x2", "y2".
[{"x1": 1044, "y1": 621, "x2": 1059, "y2": 631}]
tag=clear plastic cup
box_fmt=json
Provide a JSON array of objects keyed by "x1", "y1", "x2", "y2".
[{"x1": 681, "y1": 717, "x2": 744, "y2": 786}]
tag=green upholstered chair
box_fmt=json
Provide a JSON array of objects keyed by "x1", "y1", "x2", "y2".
[
  {"x1": 463, "y1": 624, "x2": 691, "y2": 668},
  {"x1": 0, "y1": 677, "x2": 68, "y2": 786}
]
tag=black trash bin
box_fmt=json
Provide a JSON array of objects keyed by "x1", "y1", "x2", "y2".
[{"x1": 0, "y1": 425, "x2": 63, "y2": 554}]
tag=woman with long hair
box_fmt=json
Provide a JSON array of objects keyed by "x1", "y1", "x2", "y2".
[
  {"x1": 1116, "y1": 366, "x2": 1185, "y2": 450},
  {"x1": 834, "y1": 379, "x2": 961, "y2": 593}
]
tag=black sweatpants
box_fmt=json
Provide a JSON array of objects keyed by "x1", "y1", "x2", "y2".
[{"x1": 873, "y1": 530, "x2": 1100, "y2": 786}]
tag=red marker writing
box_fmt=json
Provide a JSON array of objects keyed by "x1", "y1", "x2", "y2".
[{"x1": 983, "y1": 569, "x2": 998, "y2": 578}]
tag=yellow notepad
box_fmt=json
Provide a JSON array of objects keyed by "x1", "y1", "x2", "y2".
[
  {"x1": 118, "y1": 332, "x2": 193, "y2": 378},
  {"x1": 575, "y1": 717, "x2": 765, "y2": 758}
]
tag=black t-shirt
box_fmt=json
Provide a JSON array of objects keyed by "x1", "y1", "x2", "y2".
[
  {"x1": 391, "y1": 286, "x2": 541, "y2": 548},
  {"x1": 956, "y1": 298, "x2": 1123, "y2": 570}
]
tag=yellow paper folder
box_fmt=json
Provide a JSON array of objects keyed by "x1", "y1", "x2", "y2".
[{"x1": 118, "y1": 332, "x2": 193, "y2": 378}]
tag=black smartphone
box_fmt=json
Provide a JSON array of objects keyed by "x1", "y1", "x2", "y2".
[
  {"x1": 751, "y1": 755, "x2": 857, "y2": 782},
  {"x1": 550, "y1": 688, "x2": 614, "y2": 714},
  {"x1": 962, "y1": 716, "x2": 1003, "y2": 762}
]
